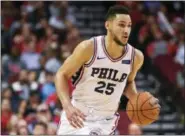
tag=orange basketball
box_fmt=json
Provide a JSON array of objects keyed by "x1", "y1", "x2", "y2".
[{"x1": 126, "y1": 92, "x2": 160, "y2": 126}]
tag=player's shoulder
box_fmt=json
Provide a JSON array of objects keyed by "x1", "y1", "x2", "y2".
[
  {"x1": 134, "y1": 48, "x2": 144, "y2": 62},
  {"x1": 77, "y1": 37, "x2": 95, "y2": 53},
  {"x1": 128, "y1": 44, "x2": 144, "y2": 66},
  {"x1": 73, "y1": 36, "x2": 97, "y2": 62}
]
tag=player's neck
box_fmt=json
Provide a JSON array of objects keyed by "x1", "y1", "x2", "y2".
[{"x1": 105, "y1": 35, "x2": 126, "y2": 59}]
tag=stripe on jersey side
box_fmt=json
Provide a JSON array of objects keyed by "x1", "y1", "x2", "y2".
[
  {"x1": 84, "y1": 37, "x2": 97, "y2": 67},
  {"x1": 74, "y1": 65, "x2": 85, "y2": 86},
  {"x1": 102, "y1": 36, "x2": 128, "y2": 62},
  {"x1": 71, "y1": 65, "x2": 85, "y2": 86},
  {"x1": 109, "y1": 113, "x2": 120, "y2": 135},
  {"x1": 130, "y1": 47, "x2": 135, "y2": 72}
]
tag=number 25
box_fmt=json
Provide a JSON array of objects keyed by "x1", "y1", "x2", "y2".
[{"x1": 94, "y1": 81, "x2": 116, "y2": 95}]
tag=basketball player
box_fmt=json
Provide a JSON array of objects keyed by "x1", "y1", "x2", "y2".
[{"x1": 55, "y1": 5, "x2": 160, "y2": 135}]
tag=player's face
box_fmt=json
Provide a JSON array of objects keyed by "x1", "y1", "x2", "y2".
[{"x1": 109, "y1": 14, "x2": 132, "y2": 46}]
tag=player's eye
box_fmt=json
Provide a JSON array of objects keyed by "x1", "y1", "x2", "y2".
[
  {"x1": 128, "y1": 25, "x2": 132, "y2": 28},
  {"x1": 119, "y1": 24, "x2": 126, "y2": 28}
]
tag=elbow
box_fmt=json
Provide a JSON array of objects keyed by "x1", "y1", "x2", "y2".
[
  {"x1": 55, "y1": 71, "x2": 60, "y2": 83},
  {"x1": 55, "y1": 70, "x2": 68, "y2": 83},
  {"x1": 55, "y1": 71, "x2": 63, "y2": 83}
]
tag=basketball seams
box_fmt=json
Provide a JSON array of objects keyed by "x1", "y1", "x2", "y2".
[
  {"x1": 127, "y1": 93, "x2": 160, "y2": 125},
  {"x1": 126, "y1": 106, "x2": 160, "y2": 112},
  {"x1": 128, "y1": 100, "x2": 135, "y2": 121},
  {"x1": 136, "y1": 93, "x2": 142, "y2": 124},
  {"x1": 140, "y1": 95, "x2": 153, "y2": 110},
  {"x1": 140, "y1": 94, "x2": 159, "y2": 121},
  {"x1": 140, "y1": 110, "x2": 158, "y2": 121}
]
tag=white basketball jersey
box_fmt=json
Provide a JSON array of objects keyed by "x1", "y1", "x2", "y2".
[{"x1": 71, "y1": 35, "x2": 135, "y2": 116}]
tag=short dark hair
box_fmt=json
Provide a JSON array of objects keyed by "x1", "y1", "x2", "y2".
[{"x1": 105, "y1": 5, "x2": 130, "y2": 21}]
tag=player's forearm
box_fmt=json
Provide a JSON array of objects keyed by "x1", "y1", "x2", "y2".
[
  {"x1": 55, "y1": 72, "x2": 72, "y2": 109},
  {"x1": 123, "y1": 81, "x2": 138, "y2": 100}
]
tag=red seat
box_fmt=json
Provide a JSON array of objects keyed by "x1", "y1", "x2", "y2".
[{"x1": 154, "y1": 55, "x2": 183, "y2": 84}]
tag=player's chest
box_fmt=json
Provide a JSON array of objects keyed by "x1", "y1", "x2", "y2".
[{"x1": 86, "y1": 61, "x2": 131, "y2": 83}]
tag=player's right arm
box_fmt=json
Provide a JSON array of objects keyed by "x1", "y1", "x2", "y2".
[{"x1": 55, "y1": 39, "x2": 94, "y2": 128}]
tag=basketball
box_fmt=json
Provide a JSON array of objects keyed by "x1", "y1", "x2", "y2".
[{"x1": 126, "y1": 92, "x2": 160, "y2": 126}]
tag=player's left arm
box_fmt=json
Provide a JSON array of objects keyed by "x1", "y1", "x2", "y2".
[
  {"x1": 123, "y1": 49, "x2": 160, "y2": 106},
  {"x1": 123, "y1": 48, "x2": 144, "y2": 99}
]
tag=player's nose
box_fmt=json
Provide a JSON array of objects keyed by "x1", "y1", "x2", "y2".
[{"x1": 124, "y1": 26, "x2": 130, "y2": 33}]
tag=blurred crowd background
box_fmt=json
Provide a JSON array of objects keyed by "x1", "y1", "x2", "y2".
[{"x1": 1, "y1": 1, "x2": 184, "y2": 135}]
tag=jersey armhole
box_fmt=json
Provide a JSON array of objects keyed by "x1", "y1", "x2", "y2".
[
  {"x1": 130, "y1": 47, "x2": 135, "y2": 72},
  {"x1": 84, "y1": 37, "x2": 97, "y2": 67}
]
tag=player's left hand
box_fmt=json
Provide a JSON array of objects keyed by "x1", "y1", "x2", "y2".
[{"x1": 147, "y1": 93, "x2": 161, "y2": 109}]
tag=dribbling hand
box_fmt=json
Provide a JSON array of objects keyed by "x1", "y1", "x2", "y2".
[
  {"x1": 146, "y1": 92, "x2": 161, "y2": 109},
  {"x1": 64, "y1": 104, "x2": 86, "y2": 128}
]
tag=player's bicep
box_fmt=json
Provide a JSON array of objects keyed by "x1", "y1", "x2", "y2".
[
  {"x1": 57, "y1": 40, "x2": 93, "y2": 79},
  {"x1": 128, "y1": 49, "x2": 144, "y2": 83}
]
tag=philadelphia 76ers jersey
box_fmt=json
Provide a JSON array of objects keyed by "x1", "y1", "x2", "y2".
[{"x1": 71, "y1": 35, "x2": 135, "y2": 117}]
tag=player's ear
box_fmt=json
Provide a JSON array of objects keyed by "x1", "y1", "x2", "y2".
[{"x1": 105, "y1": 21, "x2": 109, "y2": 31}]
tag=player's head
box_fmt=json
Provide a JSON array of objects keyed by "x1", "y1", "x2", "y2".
[{"x1": 105, "y1": 5, "x2": 131, "y2": 46}]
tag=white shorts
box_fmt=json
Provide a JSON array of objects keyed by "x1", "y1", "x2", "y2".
[{"x1": 57, "y1": 111, "x2": 120, "y2": 135}]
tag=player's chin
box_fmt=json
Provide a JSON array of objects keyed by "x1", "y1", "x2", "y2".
[
  {"x1": 121, "y1": 38, "x2": 128, "y2": 42},
  {"x1": 121, "y1": 40, "x2": 128, "y2": 45}
]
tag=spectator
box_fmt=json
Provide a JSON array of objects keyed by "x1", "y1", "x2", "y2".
[
  {"x1": 9, "y1": 10, "x2": 30, "y2": 38},
  {"x1": 2, "y1": 87, "x2": 13, "y2": 100},
  {"x1": 24, "y1": 91, "x2": 41, "y2": 117},
  {"x1": 40, "y1": 71, "x2": 56, "y2": 101},
  {"x1": 40, "y1": 51, "x2": 61, "y2": 101},
  {"x1": 1, "y1": 1, "x2": 18, "y2": 30},
  {"x1": 36, "y1": 103, "x2": 52, "y2": 124},
  {"x1": 146, "y1": 30, "x2": 167, "y2": 59},
  {"x1": 1, "y1": 87, "x2": 20, "y2": 113},
  {"x1": 2, "y1": 45, "x2": 26, "y2": 83},
  {"x1": 13, "y1": 23, "x2": 35, "y2": 53},
  {"x1": 28, "y1": 70, "x2": 39, "y2": 91},
  {"x1": 36, "y1": 26, "x2": 59, "y2": 53},
  {"x1": 17, "y1": 119, "x2": 29, "y2": 135},
  {"x1": 65, "y1": 26, "x2": 81, "y2": 53},
  {"x1": 49, "y1": 2, "x2": 62, "y2": 17},
  {"x1": 33, "y1": 122, "x2": 47, "y2": 135},
  {"x1": 29, "y1": 2, "x2": 49, "y2": 25},
  {"x1": 38, "y1": 46, "x2": 61, "y2": 85},
  {"x1": 20, "y1": 36, "x2": 41, "y2": 70},
  {"x1": 1, "y1": 98, "x2": 13, "y2": 134},
  {"x1": 47, "y1": 122, "x2": 57, "y2": 135},
  {"x1": 49, "y1": 1, "x2": 76, "y2": 30},
  {"x1": 17, "y1": 100, "x2": 27, "y2": 118},
  {"x1": 9, "y1": 114, "x2": 19, "y2": 134},
  {"x1": 11, "y1": 69, "x2": 30, "y2": 100},
  {"x1": 138, "y1": 14, "x2": 156, "y2": 48},
  {"x1": 174, "y1": 32, "x2": 184, "y2": 66},
  {"x1": 21, "y1": 1, "x2": 37, "y2": 14}
]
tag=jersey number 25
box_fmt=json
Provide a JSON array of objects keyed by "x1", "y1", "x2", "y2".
[{"x1": 94, "y1": 81, "x2": 116, "y2": 95}]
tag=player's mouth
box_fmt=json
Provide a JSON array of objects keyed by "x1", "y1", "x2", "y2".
[{"x1": 123, "y1": 36, "x2": 128, "y2": 39}]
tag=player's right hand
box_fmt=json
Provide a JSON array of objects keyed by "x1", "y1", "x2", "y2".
[{"x1": 64, "y1": 104, "x2": 86, "y2": 128}]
